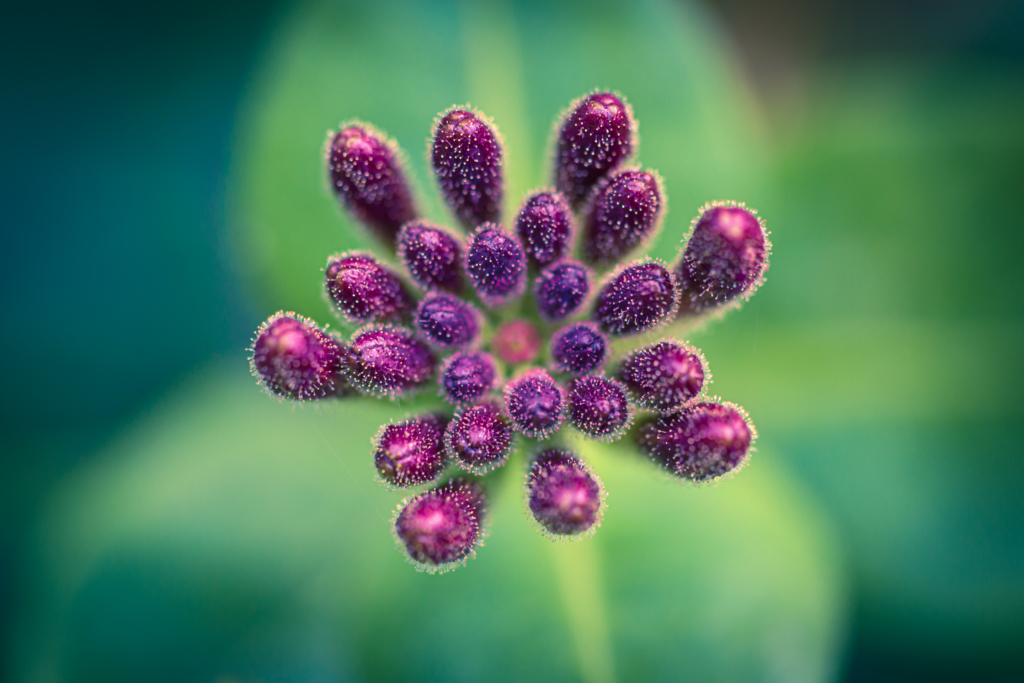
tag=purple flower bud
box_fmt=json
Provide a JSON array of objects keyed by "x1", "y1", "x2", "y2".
[
  {"x1": 414, "y1": 292, "x2": 481, "y2": 349},
  {"x1": 593, "y1": 259, "x2": 679, "y2": 336},
  {"x1": 394, "y1": 479, "x2": 486, "y2": 573},
  {"x1": 344, "y1": 325, "x2": 435, "y2": 398},
  {"x1": 326, "y1": 123, "x2": 417, "y2": 247},
  {"x1": 396, "y1": 220, "x2": 464, "y2": 294},
  {"x1": 491, "y1": 319, "x2": 541, "y2": 365},
  {"x1": 533, "y1": 260, "x2": 592, "y2": 322},
  {"x1": 464, "y1": 223, "x2": 526, "y2": 307},
  {"x1": 324, "y1": 252, "x2": 414, "y2": 325},
  {"x1": 568, "y1": 376, "x2": 632, "y2": 441},
  {"x1": 439, "y1": 351, "x2": 497, "y2": 404},
  {"x1": 582, "y1": 169, "x2": 663, "y2": 266},
  {"x1": 554, "y1": 92, "x2": 636, "y2": 208},
  {"x1": 618, "y1": 341, "x2": 708, "y2": 413},
  {"x1": 637, "y1": 401, "x2": 755, "y2": 482},
  {"x1": 444, "y1": 402, "x2": 514, "y2": 474},
  {"x1": 250, "y1": 312, "x2": 344, "y2": 401},
  {"x1": 526, "y1": 449, "x2": 605, "y2": 538},
  {"x1": 550, "y1": 322, "x2": 608, "y2": 375},
  {"x1": 504, "y1": 369, "x2": 566, "y2": 439},
  {"x1": 675, "y1": 204, "x2": 770, "y2": 314},
  {"x1": 374, "y1": 414, "x2": 450, "y2": 488},
  {"x1": 515, "y1": 191, "x2": 574, "y2": 268},
  {"x1": 431, "y1": 108, "x2": 503, "y2": 228}
]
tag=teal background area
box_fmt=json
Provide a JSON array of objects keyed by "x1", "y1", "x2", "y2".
[{"x1": 3, "y1": 0, "x2": 1023, "y2": 681}]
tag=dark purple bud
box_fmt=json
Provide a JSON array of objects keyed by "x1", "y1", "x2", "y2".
[
  {"x1": 515, "y1": 191, "x2": 574, "y2": 268},
  {"x1": 439, "y1": 351, "x2": 497, "y2": 404},
  {"x1": 582, "y1": 169, "x2": 663, "y2": 266},
  {"x1": 326, "y1": 123, "x2": 417, "y2": 247},
  {"x1": 250, "y1": 312, "x2": 344, "y2": 401},
  {"x1": 504, "y1": 369, "x2": 566, "y2": 439},
  {"x1": 618, "y1": 341, "x2": 707, "y2": 413},
  {"x1": 374, "y1": 414, "x2": 450, "y2": 488},
  {"x1": 637, "y1": 401, "x2": 755, "y2": 482},
  {"x1": 491, "y1": 319, "x2": 541, "y2": 366},
  {"x1": 444, "y1": 402, "x2": 514, "y2": 474},
  {"x1": 344, "y1": 325, "x2": 435, "y2": 398},
  {"x1": 431, "y1": 108, "x2": 503, "y2": 228},
  {"x1": 675, "y1": 204, "x2": 770, "y2": 314},
  {"x1": 414, "y1": 293, "x2": 481, "y2": 349},
  {"x1": 593, "y1": 259, "x2": 679, "y2": 336},
  {"x1": 533, "y1": 260, "x2": 592, "y2": 322},
  {"x1": 464, "y1": 223, "x2": 526, "y2": 307},
  {"x1": 526, "y1": 449, "x2": 605, "y2": 538},
  {"x1": 550, "y1": 322, "x2": 608, "y2": 375},
  {"x1": 324, "y1": 252, "x2": 414, "y2": 324},
  {"x1": 394, "y1": 479, "x2": 486, "y2": 573},
  {"x1": 568, "y1": 376, "x2": 632, "y2": 441},
  {"x1": 554, "y1": 92, "x2": 636, "y2": 208},
  {"x1": 396, "y1": 220, "x2": 464, "y2": 294}
]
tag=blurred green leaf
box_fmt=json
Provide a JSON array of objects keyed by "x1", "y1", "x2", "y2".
[{"x1": 16, "y1": 365, "x2": 845, "y2": 682}]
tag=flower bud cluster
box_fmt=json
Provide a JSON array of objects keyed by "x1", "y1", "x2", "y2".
[{"x1": 249, "y1": 91, "x2": 769, "y2": 572}]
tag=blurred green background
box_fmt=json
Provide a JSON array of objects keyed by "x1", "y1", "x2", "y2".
[{"x1": 3, "y1": 0, "x2": 1022, "y2": 681}]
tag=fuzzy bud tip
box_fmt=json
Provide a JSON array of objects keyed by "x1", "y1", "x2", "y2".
[
  {"x1": 250, "y1": 312, "x2": 344, "y2": 401},
  {"x1": 396, "y1": 220, "x2": 464, "y2": 294},
  {"x1": 394, "y1": 479, "x2": 486, "y2": 573},
  {"x1": 431, "y1": 108, "x2": 503, "y2": 228},
  {"x1": 555, "y1": 92, "x2": 635, "y2": 208},
  {"x1": 444, "y1": 402, "x2": 514, "y2": 474},
  {"x1": 374, "y1": 414, "x2": 450, "y2": 488},
  {"x1": 527, "y1": 449, "x2": 605, "y2": 538},
  {"x1": 637, "y1": 401, "x2": 755, "y2": 482},
  {"x1": 439, "y1": 351, "x2": 498, "y2": 404},
  {"x1": 327, "y1": 123, "x2": 417, "y2": 247},
  {"x1": 676, "y1": 204, "x2": 769, "y2": 314},
  {"x1": 550, "y1": 322, "x2": 608, "y2": 375},
  {"x1": 593, "y1": 259, "x2": 679, "y2": 336},
  {"x1": 504, "y1": 369, "x2": 567, "y2": 439}
]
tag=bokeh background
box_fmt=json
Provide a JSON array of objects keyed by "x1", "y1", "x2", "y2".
[{"x1": 3, "y1": 0, "x2": 1023, "y2": 681}]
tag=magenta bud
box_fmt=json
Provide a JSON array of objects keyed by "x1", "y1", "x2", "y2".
[
  {"x1": 444, "y1": 402, "x2": 514, "y2": 474},
  {"x1": 374, "y1": 414, "x2": 450, "y2": 488},
  {"x1": 326, "y1": 123, "x2": 417, "y2": 247},
  {"x1": 550, "y1": 322, "x2": 608, "y2": 375},
  {"x1": 504, "y1": 369, "x2": 567, "y2": 439},
  {"x1": 414, "y1": 292, "x2": 481, "y2": 349},
  {"x1": 491, "y1": 319, "x2": 541, "y2": 366},
  {"x1": 464, "y1": 223, "x2": 526, "y2": 307},
  {"x1": 439, "y1": 351, "x2": 497, "y2": 404},
  {"x1": 394, "y1": 479, "x2": 486, "y2": 573},
  {"x1": 593, "y1": 259, "x2": 679, "y2": 336},
  {"x1": 554, "y1": 92, "x2": 636, "y2": 208},
  {"x1": 344, "y1": 324, "x2": 435, "y2": 398},
  {"x1": 526, "y1": 449, "x2": 605, "y2": 538},
  {"x1": 534, "y1": 260, "x2": 592, "y2": 322},
  {"x1": 515, "y1": 191, "x2": 574, "y2": 268},
  {"x1": 582, "y1": 169, "x2": 663, "y2": 266},
  {"x1": 396, "y1": 220, "x2": 464, "y2": 294},
  {"x1": 324, "y1": 252, "x2": 414, "y2": 324},
  {"x1": 431, "y1": 108, "x2": 503, "y2": 228},
  {"x1": 675, "y1": 204, "x2": 770, "y2": 314},
  {"x1": 568, "y1": 376, "x2": 632, "y2": 441},
  {"x1": 637, "y1": 401, "x2": 755, "y2": 482},
  {"x1": 250, "y1": 312, "x2": 344, "y2": 401},
  {"x1": 618, "y1": 341, "x2": 707, "y2": 413}
]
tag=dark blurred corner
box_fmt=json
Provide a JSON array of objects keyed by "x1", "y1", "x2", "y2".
[
  {"x1": 0, "y1": 0, "x2": 284, "y2": 670},
  {"x1": 1, "y1": 0, "x2": 1022, "y2": 681}
]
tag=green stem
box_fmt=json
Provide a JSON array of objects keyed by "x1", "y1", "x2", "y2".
[{"x1": 549, "y1": 540, "x2": 617, "y2": 683}]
